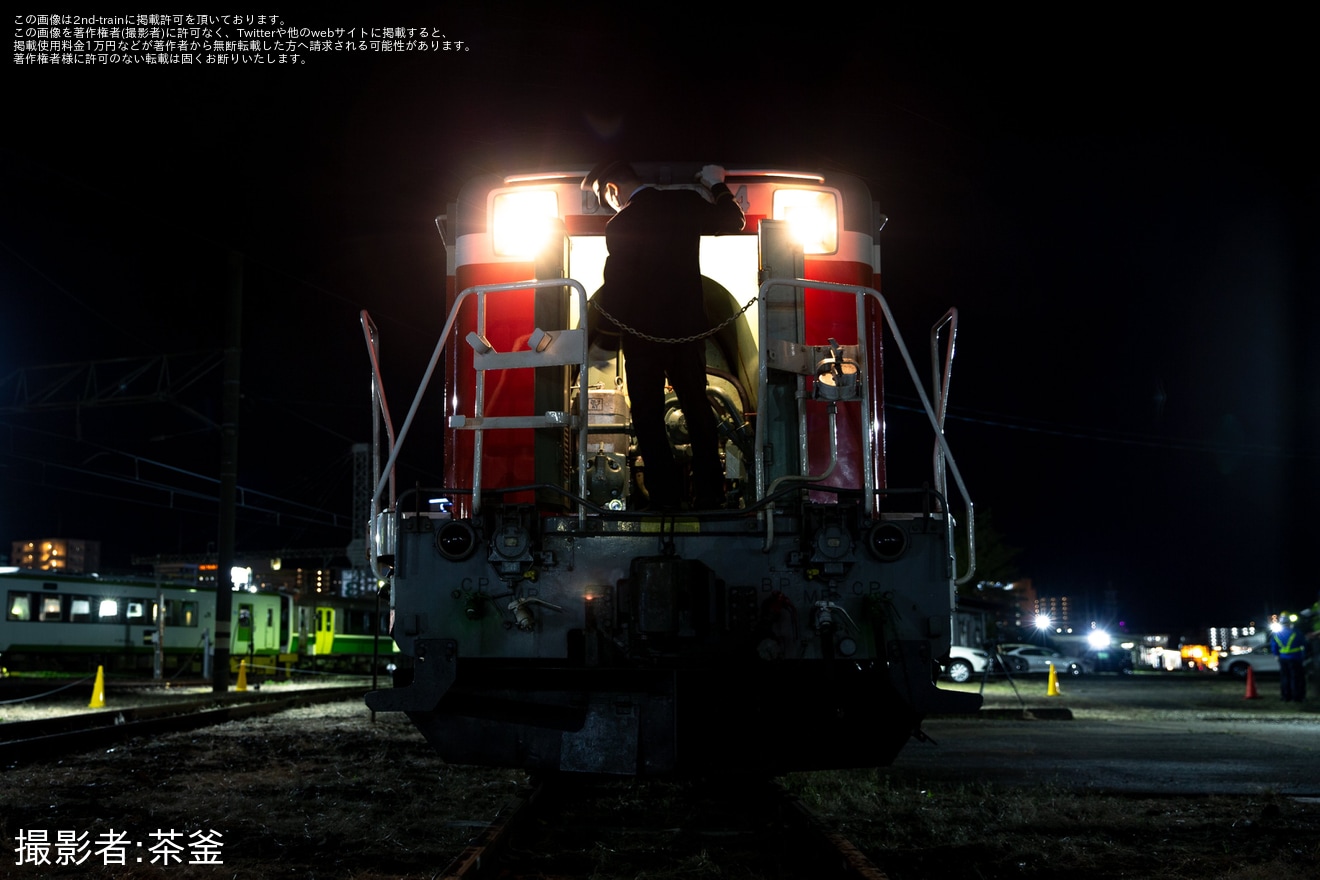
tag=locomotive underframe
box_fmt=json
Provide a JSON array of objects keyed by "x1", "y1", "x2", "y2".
[{"x1": 368, "y1": 500, "x2": 980, "y2": 775}]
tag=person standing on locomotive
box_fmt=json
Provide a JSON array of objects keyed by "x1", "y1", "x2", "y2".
[{"x1": 583, "y1": 160, "x2": 745, "y2": 509}]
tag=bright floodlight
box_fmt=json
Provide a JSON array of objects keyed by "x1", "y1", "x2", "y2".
[
  {"x1": 1034, "y1": 613, "x2": 1052, "y2": 630},
  {"x1": 772, "y1": 189, "x2": 838, "y2": 254},
  {"x1": 1087, "y1": 629, "x2": 1112, "y2": 650},
  {"x1": 492, "y1": 189, "x2": 559, "y2": 257}
]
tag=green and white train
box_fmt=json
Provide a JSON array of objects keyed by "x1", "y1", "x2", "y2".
[{"x1": 0, "y1": 569, "x2": 393, "y2": 675}]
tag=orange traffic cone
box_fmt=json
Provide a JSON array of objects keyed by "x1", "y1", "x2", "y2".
[
  {"x1": 1244, "y1": 665, "x2": 1260, "y2": 699},
  {"x1": 236, "y1": 658, "x2": 248, "y2": 692},
  {"x1": 88, "y1": 665, "x2": 106, "y2": 708},
  {"x1": 1047, "y1": 663, "x2": 1061, "y2": 697}
]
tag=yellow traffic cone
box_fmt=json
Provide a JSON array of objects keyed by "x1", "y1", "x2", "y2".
[
  {"x1": 89, "y1": 665, "x2": 106, "y2": 708},
  {"x1": 236, "y1": 658, "x2": 248, "y2": 692},
  {"x1": 1046, "y1": 662, "x2": 1061, "y2": 697}
]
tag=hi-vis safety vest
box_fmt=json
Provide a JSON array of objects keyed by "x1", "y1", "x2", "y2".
[{"x1": 1273, "y1": 631, "x2": 1304, "y2": 656}]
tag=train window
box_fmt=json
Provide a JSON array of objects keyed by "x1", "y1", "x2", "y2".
[
  {"x1": 127, "y1": 601, "x2": 147, "y2": 621},
  {"x1": 168, "y1": 600, "x2": 200, "y2": 627},
  {"x1": 7, "y1": 593, "x2": 31, "y2": 622},
  {"x1": 98, "y1": 599, "x2": 121, "y2": 622},
  {"x1": 70, "y1": 597, "x2": 93, "y2": 622},
  {"x1": 39, "y1": 597, "x2": 63, "y2": 621},
  {"x1": 266, "y1": 608, "x2": 273, "y2": 626}
]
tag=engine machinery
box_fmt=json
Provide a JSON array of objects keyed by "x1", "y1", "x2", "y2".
[{"x1": 363, "y1": 163, "x2": 981, "y2": 775}]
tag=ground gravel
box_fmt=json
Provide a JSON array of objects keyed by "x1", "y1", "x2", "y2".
[
  {"x1": 2, "y1": 676, "x2": 1317, "y2": 878},
  {"x1": 2, "y1": 698, "x2": 524, "y2": 878}
]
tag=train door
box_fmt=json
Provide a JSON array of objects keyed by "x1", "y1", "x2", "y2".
[
  {"x1": 259, "y1": 603, "x2": 276, "y2": 652},
  {"x1": 314, "y1": 606, "x2": 335, "y2": 656},
  {"x1": 236, "y1": 603, "x2": 253, "y2": 652}
]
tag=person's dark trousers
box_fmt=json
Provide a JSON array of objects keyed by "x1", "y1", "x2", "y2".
[
  {"x1": 623, "y1": 337, "x2": 722, "y2": 508},
  {"x1": 1279, "y1": 656, "x2": 1306, "y2": 701}
]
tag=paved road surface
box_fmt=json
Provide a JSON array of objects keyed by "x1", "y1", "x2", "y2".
[{"x1": 889, "y1": 674, "x2": 1320, "y2": 795}]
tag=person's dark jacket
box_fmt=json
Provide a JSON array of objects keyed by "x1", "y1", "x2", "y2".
[{"x1": 598, "y1": 183, "x2": 745, "y2": 341}]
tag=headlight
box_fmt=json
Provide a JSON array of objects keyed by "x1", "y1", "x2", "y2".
[
  {"x1": 492, "y1": 189, "x2": 559, "y2": 257},
  {"x1": 772, "y1": 189, "x2": 838, "y2": 254}
]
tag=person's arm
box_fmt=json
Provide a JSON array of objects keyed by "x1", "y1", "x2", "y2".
[{"x1": 698, "y1": 164, "x2": 746, "y2": 234}]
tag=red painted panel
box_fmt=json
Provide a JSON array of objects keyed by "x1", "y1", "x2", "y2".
[
  {"x1": 800, "y1": 259, "x2": 881, "y2": 498},
  {"x1": 447, "y1": 262, "x2": 538, "y2": 516}
]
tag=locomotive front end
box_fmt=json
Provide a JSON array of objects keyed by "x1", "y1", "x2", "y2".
[{"x1": 364, "y1": 164, "x2": 980, "y2": 775}]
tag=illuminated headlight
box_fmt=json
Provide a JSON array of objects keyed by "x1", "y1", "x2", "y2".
[
  {"x1": 492, "y1": 190, "x2": 559, "y2": 257},
  {"x1": 772, "y1": 189, "x2": 838, "y2": 254}
]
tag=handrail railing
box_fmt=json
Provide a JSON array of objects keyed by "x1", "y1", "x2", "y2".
[
  {"x1": 754, "y1": 278, "x2": 975, "y2": 585},
  {"x1": 363, "y1": 276, "x2": 973, "y2": 586},
  {"x1": 459, "y1": 279, "x2": 589, "y2": 522},
  {"x1": 360, "y1": 311, "x2": 396, "y2": 582},
  {"x1": 359, "y1": 279, "x2": 590, "y2": 582},
  {"x1": 929, "y1": 312, "x2": 955, "y2": 503}
]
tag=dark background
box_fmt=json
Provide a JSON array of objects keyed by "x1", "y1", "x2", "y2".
[{"x1": 3, "y1": 11, "x2": 1315, "y2": 633}]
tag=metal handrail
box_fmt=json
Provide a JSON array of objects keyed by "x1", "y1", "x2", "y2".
[
  {"x1": 930, "y1": 311, "x2": 955, "y2": 515},
  {"x1": 462, "y1": 279, "x2": 590, "y2": 523},
  {"x1": 360, "y1": 279, "x2": 591, "y2": 581},
  {"x1": 360, "y1": 312, "x2": 397, "y2": 507},
  {"x1": 754, "y1": 278, "x2": 976, "y2": 585},
  {"x1": 359, "y1": 311, "x2": 396, "y2": 582}
]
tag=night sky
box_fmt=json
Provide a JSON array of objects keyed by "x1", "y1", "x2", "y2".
[{"x1": 3, "y1": 12, "x2": 1315, "y2": 634}]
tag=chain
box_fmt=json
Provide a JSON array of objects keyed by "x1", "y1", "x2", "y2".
[{"x1": 589, "y1": 293, "x2": 759, "y2": 345}]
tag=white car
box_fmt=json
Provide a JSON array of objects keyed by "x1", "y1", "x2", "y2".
[
  {"x1": 1218, "y1": 647, "x2": 1280, "y2": 679},
  {"x1": 999, "y1": 644, "x2": 1083, "y2": 676},
  {"x1": 943, "y1": 645, "x2": 992, "y2": 683}
]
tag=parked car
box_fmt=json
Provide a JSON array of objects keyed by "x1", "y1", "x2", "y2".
[
  {"x1": 1081, "y1": 646, "x2": 1135, "y2": 675},
  {"x1": 986, "y1": 643, "x2": 1034, "y2": 674},
  {"x1": 1218, "y1": 648, "x2": 1280, "y2": 679},
  {"x1": 999, "y1": 644, "x2": 1083, "y2": 676},
  {"x1": 942, "y1": 645, "x2": 992, "y2": 683}
]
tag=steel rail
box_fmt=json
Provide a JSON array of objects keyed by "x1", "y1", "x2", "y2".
[
  {"x1": 0, "y1": 686, "x2": 364, "y2": 765},
  {"x1": 437, "y1": 775, "x2": 890, "y2": 879}
]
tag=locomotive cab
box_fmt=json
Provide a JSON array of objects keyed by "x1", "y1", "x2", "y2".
[{"x1": 363, "y1": 164, "x2": 980, "y2": 776}]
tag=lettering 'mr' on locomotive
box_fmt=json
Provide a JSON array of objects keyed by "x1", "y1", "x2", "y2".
[{"x1": 363, "y1": 163, "x2": 980, "y2": 775}]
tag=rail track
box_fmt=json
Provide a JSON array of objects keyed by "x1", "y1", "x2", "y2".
[
  {"x1": 0, "y1": 686, "x2": 365, "y2": 765},
  {"x1": 440, "y1": 775, "x2": 890, "y2": 879}
]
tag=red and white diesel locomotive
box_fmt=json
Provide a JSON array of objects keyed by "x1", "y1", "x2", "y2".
[{"x1": 363, "y1": 162, "x2": 979, "y2": 775}]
